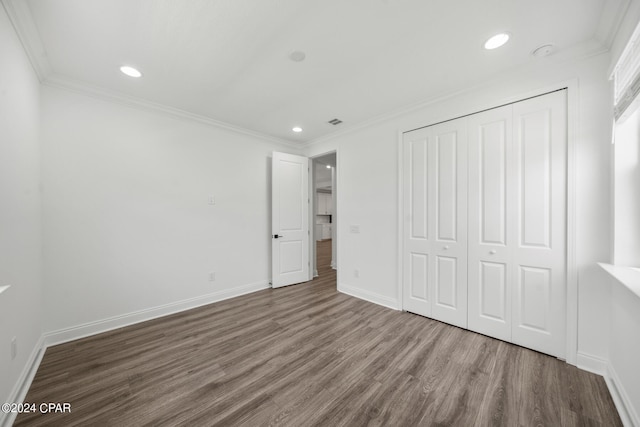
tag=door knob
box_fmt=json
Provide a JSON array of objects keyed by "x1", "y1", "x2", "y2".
[
  {"x1": 273, "y1": 234, "x2": 282, "y2": 239},
  {"x1": 443, "y1": 245, "x2": 449, "y2": 250},
  {"x1": 489, "y1": 250, "x2": 496, "y2": 255}
]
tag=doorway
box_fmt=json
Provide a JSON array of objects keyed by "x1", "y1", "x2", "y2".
[{"x1": 311, "y1": 152, "x2": 336, "y2": 280}]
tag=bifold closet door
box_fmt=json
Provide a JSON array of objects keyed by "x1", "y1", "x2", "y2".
[
  {"x1": 402, "y1": 118, "x2": 468, "y2": 328},
  {"x1": 467, "y1": 91, "x2": 567, "y2": 358},
  {"x1": 511, "y1": 92, "x2": 566, "y2": 358},
  {"x1": 467, "y1": 105, "x2": 514, "y2": 343}
]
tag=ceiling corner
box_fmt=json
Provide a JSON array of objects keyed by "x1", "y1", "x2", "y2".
[
  {"x1": 1, "y1": 0, "x2": 52, "y2": 81},
  {"x1": 594, "y1": 0, "x2": 632, "y2": 50}
]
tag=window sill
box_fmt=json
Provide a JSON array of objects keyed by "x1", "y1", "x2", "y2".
[{"x1": 598, "y1": 263, "x2": 640, "y2": 299}]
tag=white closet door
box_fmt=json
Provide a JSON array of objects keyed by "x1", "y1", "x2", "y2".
[
  {"x1": 430, "y1": 120, "x2": 468, "y2": 328},
  {"x1": 511, "y1": 91, "x2": 566, "y2": 358},
  {"x1": 403, "y1": 91, "x2": 566, "y2": 358},
  {"x1": 403, "y1": 118, "x2": 468, "y2": 328},
  {"x1": 467, "y1": 105, "x2": 514, "y2": 342},
  {"x1": 403, "y1": 127, "x2": 432, "y2": 317}
]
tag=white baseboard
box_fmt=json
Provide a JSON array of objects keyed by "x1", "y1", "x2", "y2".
[
  {"x1": 576, "y1": 352, "x2": 639, "y2": 427},
  {"x1": 1, "y1": 335, "x2": 46, "y2": 427},
  {"x1": 606, "y1": 362, "x2": 640, "y2": 427},
  {"x1": 44, "y1": 280, "x2": 270, "y2": 346},
  {"x1": 576, "y1": 351, "x2": 608, "y2": 375},
  {"x1": 338, "y1": 283, "x2": 400, "y2": 311}
]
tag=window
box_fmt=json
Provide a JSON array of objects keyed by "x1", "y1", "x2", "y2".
[
  {"x1": 612, "y1": 20, "x2": 640, "y2": 267},
  {"x1": 613, "y1": 109, "x2": 640, "y2": 266}
]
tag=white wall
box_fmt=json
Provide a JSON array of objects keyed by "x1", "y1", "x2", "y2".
[
  {"x1": 0, "y1": 2, "x2": 44, "y2": 411},
  {"x1": 609, "y1": 280, "x2": 640, "y2": 426},
  {"x1": 304, "y1": 52, "x2": 614, "y2": 361},
  {"x1": 41, "y1": 85, "x2": 299, "y2": 337}
]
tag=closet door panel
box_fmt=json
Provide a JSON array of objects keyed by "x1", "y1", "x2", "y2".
[
  {"x1": 403, "y1": 129, "x2": 432, "y2": 317},
  {"x1": 430, "y1": 120, "x2": 468, "y2": 328},
  {"x1": 409, "y1": 253, "x2": 429, "y2": 302},
  {"x1": 518, "y1": 266, "x2": 551, "y2": 332},
  {"x1": 435, "y1": 131, "x2": 458, "y2": 241},
  {"x1": 435, "y1": 256, "x2": 457, "y2": 308},
  {"x1": 409, "y1": 138, "x2": 429, "y2": 240},
  {"x1": 519, "y1": 109, "x2": 552, "y2": 249},
  {"x1": 479, "y1": 261, "x2": 507, "y2": 320},
  {"x1": 467, "y1": 106, "x2": 513, "y2": 342},
  {"x1": 403, "y1": 119, "x2": 467, "y2": 328},
  {"x1": 512, "y1": 91, "x2": 566, "y2": 358}
]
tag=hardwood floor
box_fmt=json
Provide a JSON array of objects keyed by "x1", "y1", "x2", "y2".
[{"x1": 16, "y1": 240, "x2": 620, "y2": 426}]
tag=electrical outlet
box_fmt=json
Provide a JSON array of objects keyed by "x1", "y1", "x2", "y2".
[
  {"x1": 354, "y1": 269, "x2": 360, "y2": 278},
  {"x1": 209, "y1": 272, "x2": 216, "y2": 282},
  {"x1": 208, "y1": 195, "x2": 216, "y2": 205},
  {"x1": 350, "y1": 225, "x2": 360, "y2": 233},
  {"x1": 11, "y1": 337, "x2": 17, "y2": 360}
]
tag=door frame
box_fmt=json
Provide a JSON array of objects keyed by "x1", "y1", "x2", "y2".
[
  {"x1": 309, "y1": 150, "x2": 338, "y2": 278},
  {"x1": 396, "y1": 80, "x2": 579, "y2": 365}
]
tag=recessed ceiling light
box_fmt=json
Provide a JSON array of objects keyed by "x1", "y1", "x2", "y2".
[
  {"x1": 120, "y1": 65, "x2": 142, "y2": 78},
  {"x1": 484, "y1": 33, "x2": 510, "y2": 50},
  {"x1": 292, "y1": 127, "x2": 303, "y2": 133}
]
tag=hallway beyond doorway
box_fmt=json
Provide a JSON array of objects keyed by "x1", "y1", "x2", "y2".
[{"x1": 315, "y1": 239, "x2": 334, "y2": 283}]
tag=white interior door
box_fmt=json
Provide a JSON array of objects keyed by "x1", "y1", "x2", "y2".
[
  {"x1": 272, "y1": 152, "x2": 310, "y2": 288},
  {"x1": 467, "y1": 105, "x2": 514, "y2": 342},
  {"x1": 511, "y1": 91, "x2": 566, "y2": 358},
  {"x1": 403, "y1": 118, "x2": 468, "y2": 328}
]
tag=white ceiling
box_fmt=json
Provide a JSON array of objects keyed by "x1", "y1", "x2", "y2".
[{"x1": 5, "y1": 0, "x2": 629, "y2": 144}]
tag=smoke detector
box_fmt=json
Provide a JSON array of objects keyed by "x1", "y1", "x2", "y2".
[
  {"x1": 289, "y1": 50, "x2": 306, "y2": 62},
  {"x1": 532, "y1": 44, "x2": 555, "y2": 57}
]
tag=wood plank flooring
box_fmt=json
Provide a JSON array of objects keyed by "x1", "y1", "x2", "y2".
[{"x1": 16, "y1": 240, "x2": 621, "y2": 426}]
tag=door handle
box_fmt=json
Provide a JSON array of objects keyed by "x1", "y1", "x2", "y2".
[
  {"x1": 273, "y1": 234, "x2": 282, "y2": 239},
  {"x1": 489, "y1": 250, "x2": 497, "y2": 255},
  {"x1": 443, "y1": 245, "x2": 449, "y2": 250}
]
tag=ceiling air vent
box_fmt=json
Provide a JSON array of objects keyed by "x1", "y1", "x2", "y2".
[{"x1": 328, "y1": 118, "x2": 343, "y2": 125}]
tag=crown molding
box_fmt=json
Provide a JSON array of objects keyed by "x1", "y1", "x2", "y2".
[
  {"x1": 1, "y1": 0, "x2": 51, "y2": 81},
  {"x1": 2, "y1": 0, "x2": 300, "y2": 149},
  {"x1": 595, "y1": 0, "x2": 631, "y2": 50},
  {"x1": 3, "y1": 0, "x2": 617, "y2": 150},
  {"x1": 608, "y1": 0, "x2": 640, "y2": 77},
  {"x1": 303, "y1": 41, "x2": 609, "y2": 147},
  {"x1": 43, "y1": 74, "x2": 301, "y2": 149},
  {"x1": 302, "y1": 84, "x2": 485, "y2": 147}
]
